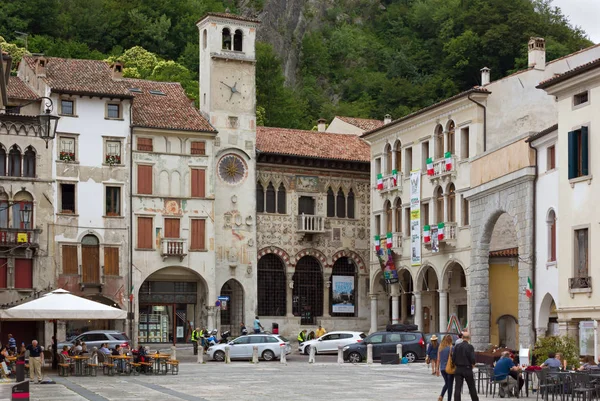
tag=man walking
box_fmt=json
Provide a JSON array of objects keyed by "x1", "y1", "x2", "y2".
[
  {"x1": 453, "y1": 332, "x2": 479, "y2": 401},
  {"x1": 26, "y1": 340, "x2": 43, "y2": 383},
  {"x1": 191, "y1": 327, "x2": 200, "y2": 355},
  {"x1": 253, "y1": 316, "x2": 264, "y2": 334}
]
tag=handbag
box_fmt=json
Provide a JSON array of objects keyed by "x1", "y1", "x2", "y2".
[
  {"x1": 446, "y1": 346, "x2": 456, "y2": 374},
  {"x1": 426, "y1": 355, "x2": 430, "y2": 364}
]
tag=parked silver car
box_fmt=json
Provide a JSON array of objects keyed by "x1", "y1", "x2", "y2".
[
  {"x1": 58, "y1": 330, "x2": 130, "y2": 351},
  {"x1": 207, "y1": 334, "x2": 291, "y2": 361},
  {"x1": 298, "y1": 331, "x2": 366, "y2": 355}
]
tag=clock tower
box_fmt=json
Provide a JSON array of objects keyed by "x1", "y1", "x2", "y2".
[{"x1": 197, "y1": 13, "x2": 260, "y2": 332}]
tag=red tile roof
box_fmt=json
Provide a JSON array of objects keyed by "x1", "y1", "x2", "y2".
[
  {"x1": 335, "y1": 116, "x2": 384, "y2": 131},
  {"x1": 537, "y1": 57, "x2": 600, "y2": 89},
  {"x1": 197, "y1": 12, "x2": 260, "y2": 25},
  {"x1": 256, "y1": 126, "x2": 370, "y2": 162},
  {"x1": 489, "y1": 248, "x2": 518, "y2": 258},
  {"x1": 23, "y1": 56, "x2": 132, "y2": 97},
  {"x1": 124, "y1": 79, "x2": 215, "y2": 133},
  {"x1": 6, "y1": 76, "x2": 38, "y2": 100}
]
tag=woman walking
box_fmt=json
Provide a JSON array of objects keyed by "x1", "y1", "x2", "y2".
[
  {"x1": 427, "y1": 335, "x2": 440, "y2": 375},
  {"x1": 437, "y1": 334, "x2": 454, "y2": 401}
]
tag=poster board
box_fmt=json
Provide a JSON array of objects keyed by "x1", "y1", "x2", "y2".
[{"x1": 332, "y1": 275, "x2": 355, "y2": 313}]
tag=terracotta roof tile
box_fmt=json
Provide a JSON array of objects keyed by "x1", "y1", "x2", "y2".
[
  {"x1": 489, "y1": 248, "x2": 518, "y2": 258},
  {"x1": 7, "y1": 76, "x2": 37, "y2": 100},
  {"x1": 23, "y1": 56, "x2": 132, "y2": 97},
  {"x1": 526, "y1": 124, "x2": 558, "y2": 143},
  {"x1": 123, "y1": 79, "x2": 215, "y2": 133},
  {"x1": 537, "y1": 57, "x2": 600, "y2": 89},
  {"x1": 197, "y1": 12, "x2": 260, "y2": 24},
  {"x1": 336, "y1": 116, "x2": 384, "y2": 131},
  {"x1": 256, "y1": 126, "x2": 369, "y2": 162}
]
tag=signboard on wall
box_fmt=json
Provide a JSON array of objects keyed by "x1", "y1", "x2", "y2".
[
  {"x1": 332, "y1": 276, "x2": 355, "y2": 313},
  {"x1": 410, "y1": 171, "x2": 422, "y2": 266}
]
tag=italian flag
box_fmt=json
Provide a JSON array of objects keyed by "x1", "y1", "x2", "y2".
[
  {"x1": 386, "y1": 232, "x2": 393, "y2": 249},
  {"x1": 377, "y1": 173, "x2": 383, "y2": 190},
  {"x1": 423, "y1": 225, "x2": 431, "y2": 243},
  {"x1": 374, "y1": 235, "x2": 381, "y2": 252},
  {"x1": 438, "y1": 222, "x2": 445, "y2": 241},
  {"x1": 426, "y1": 158, "x2": 434, "y2": 176},
  {"x1": 526, "y1": 277, "x2": 533, "y2": 298},
  {"x1": 392, "y1": 169, "x2": 398, "y2": 186},
  {"x1": 445, "y1": 152, "x2": 452, "y2": 171}
]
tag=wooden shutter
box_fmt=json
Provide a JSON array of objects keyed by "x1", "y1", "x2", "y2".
[
  {"x1": 191, "y1": 141, "x2": 206, "y2": 155},
  {"x1": 137, "y1": 137, "x2": 153, "y2": 151},
  {"x1": 164, "y1": 218, "x2": 180, "y2": 238},
  {"x1": 191, "y1": 169, "x2": 206, "y2": 197},
  {"x1": 14, "y1": 259, "x2": 32, "y2": 289},
  {"x1": 568, "y1": 131, "x2": 576, "y2": 179},
  {"x1": 137, "y1": 217, "x2": 153, "y2": 249},
  {"x1": 191, "y1": 219, "x2": 206, "y2": 250},
  {"x1": 137, "y1": 165, "x2": 153, "y2": 194},
  {"x1": 82, "y1": 244, "x2": 100, "y2": 284},
  {"x1": 62, "y1": 245, "x2": 78, "y2": 274},
  {"x1": 104, "y1": 247, "x2": 119, "y2": 276},
  {"x1": 581, "y1": 126, "x2": 589, "y2": 176},
  {"x1": 0, "y1": 258, "x2": 6, "y2": 288}
]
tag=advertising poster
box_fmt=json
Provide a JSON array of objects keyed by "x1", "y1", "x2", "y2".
[
  {"x1": 332, "y1": 276, "x2": 355, "y2": 313},
  {"x1": 431, "y1": 227, "x2": 439, "y2": 253},
  {"x1": 410, "y1": 171, "x2": 422, "y2": 266}
]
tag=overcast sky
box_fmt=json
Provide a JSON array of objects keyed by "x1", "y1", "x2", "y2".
[{"x1": 551, "y1": 0, "x2": 599, "y2": 43}]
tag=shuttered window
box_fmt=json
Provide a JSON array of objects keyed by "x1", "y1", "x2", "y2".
[
  {"x1": 14, "y1": 259, "x2": 32, "y2": 289},
  {"x1": 104, "y1": 247, "x2": 119, "y2": 276},
  {"x1": 0, "y1": 258, "x2": 6, "y2": 288},
  {"x1": 164, "y1": 218, "x2": 180, "y2": 238},
  {"x1": 191, "y1": 168, "x2": 206, "y2": 197},
  {"x1": 190, "y1": 219, "x2": 206, "y2": 250},
  {"x1": 191, "y1": 141, "x2": 206, "y2": 155},
  {"x1": 137, "y1": 165, "x2": 153, "y2": 194},
  {"x1": 568, "y1": 127, "x2": 589, "y2": 179},
  {"x1": 137, "y1": 137, "x2": 153, "y2": 151},
  {"x1": 137, "y1": 217, "x2": 153, "y2": 249},
  {"x1": 62, "y1": 245, "x2": 78, "y2": 274}
]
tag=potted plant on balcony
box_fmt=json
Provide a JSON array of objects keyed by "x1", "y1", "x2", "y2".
[
  {"x1": 105, "y1": 154, "x2": 121, "y2": 165},
  {"x1": 59, "y1": 151, "x2": 75, "y2": 162}
]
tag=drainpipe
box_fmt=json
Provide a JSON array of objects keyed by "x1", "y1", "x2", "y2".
[
  {"x1": 468, "y1": 93, "x2": 487, "y2": 152},
  {"x1": 527, "y1": 139, "x2": 538, "y2": 346},
  {"x1": 128, "y1": 107, "x2": 134, "y2": 343}
]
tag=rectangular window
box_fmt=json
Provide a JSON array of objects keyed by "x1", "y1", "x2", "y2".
[
  {"x1": 547, "y1": 145, "x2": 555, "y2": 171},
  {"x1": 107, "y1": 103, "x2": 120, "y2": 119},
  {"x1": 60, "y1": 183, "x2": 76, "y2": 213},
  {"x1": 14, "y1": 258, "x2": 32, "y2": 289},
  {"x1": 59, "y1": 137, "x2": 76, "y2": 162},
  {"x1": 191, "y1": 168, "x2": 206, "y2": 198},
  {"x1": 421, "y1": 141, "x2": 429, "y2": 171},
  {"x1": 104, "y1": 247, "x2": 119, "y2": 276},
  {"x1": 137, "y1": 165, "x2": 153, "y2": 194},
  {"x1": 574, "y1": 228, "x2": 589, "y2": 277},
  {"x1": 405, "y1": 147, "x2": 413, "y2": 174},
  {"x1": 0, "y1": 258, "x2": 6, "y2": 288},
  {"x1": 568, "y1": 127, "x2": 589, "y2": 179},
  {"x1": 550, "y1": 219, "x2": 556, "y2": 262},
  {"x1": 137, "y1": 137, "x2": 153, "y2": 152},
  {"x1": 190, "y1": 219, "x2": 206, "y2": 250},
  {"x1": 574, "y1": 91, "x2": 589, "y2": 107},
  {"x1": 191, "y1": 141, "x2": 206, "y2": 155},
  {"x1": 405, "y1": 208, "x2": 411, "y2": 236},
  {"x1": 105, "y1": 186, "x2": 121, "y2": 216},
  {"x1": 62, "y1": 245, "x2": 78, "y2": 274},
  {"x1": 374, "y1": 158, "x2": 381, "y2": 177},
  {"x1": 375, "y1": 215, "x2": 381, "y2": 236},
  {"x1": 105, "y1": 140, "x2": 122, "y2": 165},
  {"x1": 137, "y1": 217, "x2": 153, "y2": 249},
  {"x1": 461, "y1": 127, "x2": 470, "y2": 159},
  {"x1": 61, "y1": 100, "x2": 74, "y2": 116},
  {"x1": 164, "y1": 218, "x2": 180, "y2": 239},
  {"x1": 422, "y1": 202, "x2": 429, "y2": 227},
  {"x1": 462, "y1": 196, "x2": 470, "y2": 226}
]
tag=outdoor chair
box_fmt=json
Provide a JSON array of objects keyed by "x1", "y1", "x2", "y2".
[
  {"x1": 42, "y1": 350, "x2": 53, "y2": 367},
  {"x1": 489, "y1": 374, "x2": 511, "y2": 399},
  {"x1": 97, "y1": 352, "x2": 115, "y2": 376},
  {"x1": 571, "y1": 373, "x2": 595, "y2": 401},
  {"x1": 537, "y1": 368, "x2": 562, "y2": 401},
  {"x1": 58, "y1": 354, "x2": 71, "y2": 377},
  {"x1": 129, "y1": 362, "x2": 141, "y2": 376},
  {"x1": 166, "y1": 360, "x2": 179, "y2": 375},
  {"x1": 86, "y1": 352, "x2": 99, "y2": 377},
  {"x1": 138, "y1": 361, "x2": 153, "y2": 375}
]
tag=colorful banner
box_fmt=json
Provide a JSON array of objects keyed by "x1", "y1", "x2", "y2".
[
  {"x1": 410, "y1": 170, "x2": 421, "y2": 266},
  {"x1": 431, "y1": 227, "x2": 439, "y2": 253},
  {"x1": 332, "y1": 275, "x2": 355, "y2": 313},
  {"x1": 384, "y1": 248, "x2": 399, "y2": 284}
]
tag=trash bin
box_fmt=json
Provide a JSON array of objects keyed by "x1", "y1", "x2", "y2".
[
  {"x1": 12, "y1": 380, "x2": 29, "y2": 401},
  {"x1": 272, "y1": 323, "x2": 279, "y2": 335},
  {"x1": 15, "y1": 361, "x2": 25, "y2": 382}
]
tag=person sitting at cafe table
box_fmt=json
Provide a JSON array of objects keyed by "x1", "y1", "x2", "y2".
[
  {"x1": 494, "y1": 351, "x2": 523, "y2": 397},
  {"x1": 99, "y1": 343, "x2": 111, "y2": 355},
  {"x1": 80, "y1": 342, "x2": 88, "y2": 354},
  {"x1": 540, "y1": 352, "x2": 562, "y2": 368},
  {"x1": 61, "y1": 345, "x2": 70, "y2": 357},
  {"x1": 555, "y1": 352, "x2": 568, "y2": 370},
  {"x1": 112, "y1": 344, "x2": 126, "y2": 372},
  {"x1": 579, "y1": 355, "x2": 599, "y2": 371}
]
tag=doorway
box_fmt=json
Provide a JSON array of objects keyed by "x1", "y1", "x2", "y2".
[
  {"x1": 298, "y1": 196, "x2": 315, "y2": 215},
  {"x1": 423, "y1": 307, "x2": 430, "y2": 333},
  {"x1": 81, "y1": 234, "x2": 100, "y2": 284}
]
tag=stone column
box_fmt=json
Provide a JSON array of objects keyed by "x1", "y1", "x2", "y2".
[
  {"x1": 414, "y1": 291, "x2": 423, "y2": 331},
  {"x1": 369, "y1": 294, "x2": 378, "y2": 334},
  {"x1": 286, "y1": 273, "x2": 294, "y2": 317},
  {"x1": 535, "y1": 327, "x2": 547, "y2": 340},
  {"x1": 323, "y1": 274, "x2": 331, "y2": 318},
  {"x1": 207, "y1": 307, "x2": 216, "y2": 331},
  {"x1": 400, "y1": 293, "x2": 408, "y2": 323},
  {"x1": 391, "y1": 284, "x2": 400, "y2": 324},
  {"x1": 443, "y1": 130, "x2": 449, "y2": 153},
  {"x1": 439, "y1": 290, "x2": 448, "y2": 332}
]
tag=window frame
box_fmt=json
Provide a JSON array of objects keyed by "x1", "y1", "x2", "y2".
[
  {"x1": 59, "y1": 181, "x2": 77, "y2": 214},
  {"x1": 573, "y1": 90, "x2": 590, "y2": 109},
  {"x1": 568, "y1": 126, "x2": 589, "y2": 181},
  {"x1": 190, "y1": 168, "x2": 206, "y2": 198},
  {"x1": 105, "y1": 101, "x2": 123, "y2": 120},
  {"x1": 104, "y1": 185, "x2": 122, "y2": 217},
  {"x1": 547, "y1": 145, "x2": 556, "y2": 171},
  {"x1": 573, "y1": 226, "x2": 589, "y2": 279},
  {"x1": 57, "y1": 134, "x2": 78, "y2": 163},
  {"x1": 547, "y1": 210, "x2": 557, "y2": 263},
  {"x1": 190, "y1": 141, "x2": 206, "y2": 156},
  {"x1": 59, "y1": 97, "x2": 76, "y2": 117},
  {"x1": 103, "y1": 137, "x2": 124, "y2": 166}
]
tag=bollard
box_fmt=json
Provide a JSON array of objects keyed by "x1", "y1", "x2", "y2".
[
  {"x1": 170, "y1": 345, "x2": 176, "y2": 360},
  {"x1": 252, "y1": 346, "x2": 259, "y2": 364},
  {"x1": 367, "y1": 344, "x2": 373, "y2": 365},
  {"x1": 396, "y1": 344, "x2": 403, "y2": 359},
  {"x1": 197, "y1": 349, "x2": 204, "y2": 364},
  {"x1": 225, "y1": 346, "x2": 231, "y2": 364},
  {"x1": 337, "y1": 345, "x2": 344, "y2": 365},
  {"x1": 280, "y1": 344, "x2": 287, "y2": 364},
  {"x1": 308, "y1": 345, "x2": 316, "y2": 364}
]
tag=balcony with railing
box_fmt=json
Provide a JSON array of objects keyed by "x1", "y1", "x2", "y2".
[
  {"x1": 423, "y1": 222, "x2": 457, "y2": 247},
  {"x1": 0, "y1": 228, "x2": 40, "y2": 247},
  {"x1": 297, "y1": 214, "x2": 325, "y2": 240},
  {"x1": 569, "y1": 276, "x2": 592, "y2": 294},
  {"x1": 161, "y1": 238, "x2": 187, "y2": 261},
  {"x1": 377, "y1": 172, "x2": 403, "y2": 194},
  {"x1": 392, "y1": 232, "x2": 403, "y2": 255},
  {"x1": 428, "y1": 155, "x2": 457, "y2": 183}
]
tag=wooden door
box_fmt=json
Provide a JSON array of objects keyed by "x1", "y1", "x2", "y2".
[
  {"x1": 423, "y1": 306, "x2": 430, "y2": 333},
  {"x1": 82, "y1": 235, "x2": 100, "y2": 284}
]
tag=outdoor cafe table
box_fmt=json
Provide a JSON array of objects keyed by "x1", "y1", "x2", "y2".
[
  {"x1": 71, "y1": 355, "x2": 89, "y2": 376},
  {"x1": 149, "y1": 354, "x2": 170, "y2": 375},
  {"x1": 108, "y1": 355, "x2": 132, "y2": 375}
]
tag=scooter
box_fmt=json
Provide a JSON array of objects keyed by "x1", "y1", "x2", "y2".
[{"x1": 219, "y1": 330, "x2": 231, "y2": 344}]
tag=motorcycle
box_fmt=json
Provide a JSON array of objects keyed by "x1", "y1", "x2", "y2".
[{"x1": 219, "y1": 330, "x2": 231, "y2": 344}]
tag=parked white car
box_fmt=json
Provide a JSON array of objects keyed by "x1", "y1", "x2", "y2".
[
  {"x1": 208, "y1": 334, "x2": 291, "y2": 361},
  {"x1": 298, "y1": 331, "x2": 366, "y2": 355}
]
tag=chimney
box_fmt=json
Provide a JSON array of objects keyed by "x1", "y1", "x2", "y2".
[
  {"x1": 317, "y1": 118, "x2": 327, "y2": 132},
  {"x1": 480, "y1": 67, "x2": 491, "y2": 85},
  {"x1": 384, "y1": 114, "x2": 392, "y2": 125},
  {"x1": 35, "y1": 57, "x2": 46, "y2": 77},
  {"x1": 528, "y1": 37, "x2": 546, "y2": 71},
  {"x1": 111, "y1": 62, "x2": 124, "y2": 79}
]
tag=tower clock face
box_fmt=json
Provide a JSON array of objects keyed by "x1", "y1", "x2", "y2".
[
  {"x1": 217, "y1": 154, "x2": 248, "y2": 185},
  {"x1": 218, "y1": 75, "x2": 249, "y2": 106}
]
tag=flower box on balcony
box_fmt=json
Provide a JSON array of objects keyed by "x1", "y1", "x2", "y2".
[
  {"x1": 59, "y1": 152, "x2": 75, "y2": 162},
  {"x1": 105, "y1": 154, "x2": 121, "y2": 165}
]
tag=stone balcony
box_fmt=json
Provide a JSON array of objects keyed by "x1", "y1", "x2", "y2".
[
  {"x1": 297, "y1": 214, "x2": 325, "y2": 240},
  {"x1": 378, "y1": 172, "x2": 403, "y2": 194},
  {"x1": 0, "y1": 228, "x2": 40, "y2": 247},
  {"x1": 423, "y1": 222, "x2": 457, "y2": 247},
  {"x1": 569, "y1": 276, "x2": 592, "y2": 296},
  {"x1": 161, "y1": 238, "x2": 187, "y2": 261},
  {"x1": 428, "y1": 155, "x2": 457, "y2": 184}
]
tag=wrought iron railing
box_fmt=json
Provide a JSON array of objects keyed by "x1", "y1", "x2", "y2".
[
  {"x1": 569, "y1": 276, "x2": 591, "y2": 290},
  {"x1": 0, "y1": 228, "x2": 39, "y2": 246}
]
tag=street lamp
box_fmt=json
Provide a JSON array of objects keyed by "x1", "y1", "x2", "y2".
[
  {"x1": 37, "y1": 98, "x2": 59, "y2": 148},
  {"x1": 19, "y1": 207, "x2": 32, "y2": 228}
]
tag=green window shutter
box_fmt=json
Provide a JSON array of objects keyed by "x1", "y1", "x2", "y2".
[
  {"x1": 568, "y1": 131, "x2": 576, "y2": 179},
  {"x1": 581, "y1": 126, "x2": 589, "y2": 176}
]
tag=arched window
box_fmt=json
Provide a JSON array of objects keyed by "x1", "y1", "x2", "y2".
[
  {"x1": 81, "y1": 234, "x2": 100, "y2": 284},
  {"x1": 292, "y1": 256, "x2": 323, "y2": 323},
  {"x1": 447, "y1": 183, "x2": 456, "y2": 222},
  {"x1": 326, "y1": 187, "x2": 335, "y2": 217},
  {"x1": 256, "y1": 182, "x2": 264, "y2": 213},
  {"x1": 394, "y1": 141, "x2": 402, "y2": 173},
  {"x1": 233, "y1": 29, "x2": 243, "y2": 51},
  {"x1": 0, "y1": 194, "x2": 7, "y2": 228},
  {"x1": 385, "y1": 201, "x2": 392, "y2": 233},
  {"x1": 202, "y1": 29, "x2": 207, "y2": 49},
  {"x1": 265, "y1": 182, "x2": 275, "y2": 213},
  {"x1": 447, "y1": 120, "x2": 456, "y2": 155},
  {"x1": 547, "y1": 209, "x2": 556, "y2": 262},
  {"x1": 384, "y1": 144, "x2": 392, "y2": 174},
  {"x1": 12, "y1": 190, "x2": 33, "y2": 230},
  {"x1": 8, "y1": 146, "x2": 21, "y2": 177},
  {"x1": 0, "y1": 146, "x2": 6, "y2": 176},
  {"x1": 347, "y1": 189, "x2": 355, "y2": 218},
  {"x1": 257, "y1": 254, "x2": 286, "y2": 316},
  {"x1": 435, "y1": 187, "x2": 444, "y2": 223},
  {"x1": 222, "y1": 28, "x2": 232, "y2": 50},
  {"x1": 23, "y1": 146, "x2": 35, "y2": 178},
  {"x1": 330, "y1": 257, "x2": 357, "y2": 317},
  {"x1": 434, "y1": 125, "x2": 444, "y2": 159},
  {"x1": 277, "y1": 183, "x2": 286, "y2": 214},
  {"x1": 336, "y1": 189, "x2": 346, "y2": 218},
  {"x1": 395, "y1": 198, "x2": 402, "y2": 232}
]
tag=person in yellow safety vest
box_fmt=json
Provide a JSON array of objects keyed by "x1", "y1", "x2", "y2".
[
  {"x1": 297, "y1": 329, "x2": 307, "y2": 345},
  {"x1": 199, "y1": 328, "x2": 205, "y2": 350},
  {"x1": 191, "y1": 327, "x2": 200, "y2": 355}
]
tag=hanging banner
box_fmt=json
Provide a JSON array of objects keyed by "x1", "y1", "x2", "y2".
[
  {"x1": 410, "y1": 171, "x2": 422, "y2": 266},
  {"x1": 384, "y1": 248, "x2": 399, "y2": 284},
  {"x1": 332, "y1": 276, "x2": 355, "y2": 313},
  {"x1": 431, "y1": 227, "x2": 439, "y2": 253}
]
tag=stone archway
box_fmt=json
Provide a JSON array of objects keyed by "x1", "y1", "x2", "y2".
[
  {"x1": 441, "y1": 261, "x2": 468, "y2": 331},
  {"x1": 416, "y1": 265, "x2": 439, "y2": 333},
  {"x1": 537, "y1": 293, "x2": 558, "y2": 338}
]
